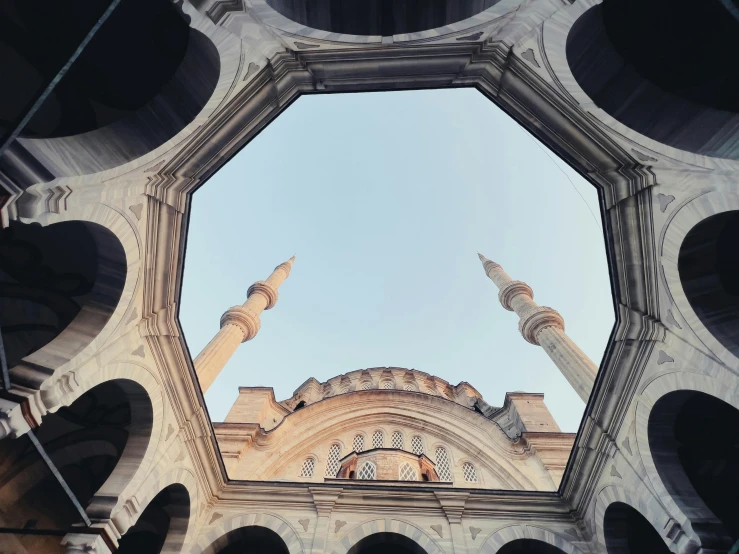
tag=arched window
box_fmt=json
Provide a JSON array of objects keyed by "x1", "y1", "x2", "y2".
[
  {"x1": 372, "y1": 430, "x2": 384, "y2": 449},
  {"x1": 435, "y1": 447, "x2": 452, "y2": 482},
  {"x1": 360, "y1": 381, "x2": 373, "y2": 390},
  {"x1": 299, "y1": 457, "x2": 316, "y2": 477},
  {"x1": 357, "y1": 462, "x2": 376, "y2": 480},
  {"x1": 462, "y1": 462, "x2": 477, "y2": 483},
  {"x1": 381, "y1": 381, "x2": 394, "y2": 390},
  {"x1": 391, "y1": 431, "x2": 403, "y2": 450},
  {"x1": 325, "y1": 444, "x2": 342, "y2": 477},
  {"x1": 411, "y1": 436, "x2": 424, "y2": 455},
  {"x1": 398, "y1": 462, "x2": 416, "y2": 481},
  {"x1": 352, "y1": 434, "x2": 365, "y2": 453},
  {"x1": 403, "y1": 383, "x2": 415, "y2": 391}
]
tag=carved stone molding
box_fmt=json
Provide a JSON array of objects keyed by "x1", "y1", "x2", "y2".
[
  {"x1": 220, "y1": 305, "x2": 261, "y2": 342},
  {"x1": 518, "y1": 306, "x2": 565, "y2": 345},
  {"x1": 247, "y1": 280, "x2": 279, "y2": 310}
]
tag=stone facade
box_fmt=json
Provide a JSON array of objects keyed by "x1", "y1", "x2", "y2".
[{"x1": 1, "y1": 0, "x2": 738, "y2": 553}]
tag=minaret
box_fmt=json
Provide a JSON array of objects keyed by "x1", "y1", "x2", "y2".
[
  {"x1": 194, "y1": 256, "x2": 295, "y2": 393},
  {"x1": 478, "y1": 253, "x2": 597, "y2": 402}
]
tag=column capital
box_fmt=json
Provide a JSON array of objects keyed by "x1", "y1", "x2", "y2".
[
  {"x1": 498, "y1": 280, "x2": 534, "y2": 311},
  {"x1": 247, "y1": 280, "x2": 279, "y2": 309},
  {"x1": 220, "y1": 305, "x2": 261, "y2": 342},
  {"x1": 518, "y1": 306, "x2": 565, "y2": 345}
]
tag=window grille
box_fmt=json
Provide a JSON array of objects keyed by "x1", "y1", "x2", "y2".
[
  {"x1": 352, "y1": 434, "x2": 365, "y2": 452},
  {"x1": 435, "y1": 447, "x2": 452, "y2": 482},
  {"x1": 411, "y1": 436, "x2": 424, "y2": 455},
  {"x1": 399, "y1": 462, "x2": 417, "y2": 481},
  {"x1": 357, "y1": 461, "x2": 376, "y2": 480},
  {"x1": 299, "y1": 457, "x2": 315, "y2": 477},
  {"x1": 325, "y1": 444, "x2": 342, "y2": 477},
  {"x1": 391, "y1": 431, "x2": 403, "y2": 450},
  {"x1": 403, "y1": 383, "x2": 415, "y2": 391},
  {"x1": 462, "y1": 462, "x2": 477, "y2": 482},
  {"x1": 381, "y1": 381, "x2": 394, "y2": 389},
  {"x1": 372, "y1": 430, "x2": 384, "y2": 449},
  {"x1": 360, "y1": 381, "x2": 373, "y2": 390}
]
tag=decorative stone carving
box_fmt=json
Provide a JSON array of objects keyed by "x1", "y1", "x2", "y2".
[
  {"x1": 498, "y1": 280, "x2": 534, "y2": 311},
  {"x1": 518, "y1": 306, "x2": 565, "y2": 345},
  {"x1": 247, "y1": 280, "x2": 279, "y2": 310},
  {"x1": 220, "y1": 305, "x2": 261, "y2": 342}
]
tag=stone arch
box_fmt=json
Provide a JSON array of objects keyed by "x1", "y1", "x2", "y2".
[
  {"x1": 539, "y1": 0, "x2": 736, "y2": 170},
  {"x1": 331, "y1": 518, "x2": 442, "y2": 554},
  {"x1": 564, "y1": 0, "x2": 739, "y2": 161},
  {"x1": 0, "y1": 216, "x2": 128, "y2": 394},
  {"x1": 635, "y1": 371, "x2": 739, "y2": 551},
  {"x1": 592, "y1": 486, "x2": 677, "y2": 553},
  {"x1": 0, "y1": 0, "x2": 222, "y2": 183},
  {"x1": 660, "y1": 191, "x2": 739, "y2": 368},
  {"x1": 117, "y1": 481, "x2": 192, "y2": 554},
  {"x1": 0, "y1": 376, "x2": 156, "y2": 552},
  {"x1": 252, "y1": 0, "x2": 511, "y2": 40},
  {"x1": 193, "y1": 512, "x2": 306, "y2": 554},
  {"x1": 42, "y1": 362, "x2": 165, "y2": 522},
  {"x1": 479, "y1": 525, "x2": 584, "y2": 554},
  {"x1": 114, "y1": 466, "x2": 199, "y2": 549}
]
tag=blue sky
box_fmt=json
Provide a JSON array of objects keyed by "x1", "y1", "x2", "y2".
[{"x1": 180, "y1": 88, "x2": 613, "y2": 433}]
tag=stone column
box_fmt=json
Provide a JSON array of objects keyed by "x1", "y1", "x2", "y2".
[
  {"x1": 435, "y1": 492, "x2": 469, "y2": 554},
  {"x1": 478, "y1": 253, "x2": 597, "y2": 402},
  {"x1": 194, "y1": 256, "x2": 295, "y2": 393}
]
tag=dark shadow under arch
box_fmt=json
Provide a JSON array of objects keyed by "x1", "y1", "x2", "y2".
[
  {"x1": 496, "y1": 539, "x2": 566, "y2": 554},
  {"x1": 648, "y1": 390, "x2": 739, "y2": 550},
  {"x1": 0, "y1": 220, "x2": 126, "y2": 388},
  {"x1": 266, "y1": 0, "x2": 503, "y2": 36},
  {"x1": 566, "y1": 0, "x2": 739, "y2": 159},
  {"x1": 604, "y1": 502, "x2": 669, "y2": 554},
  {"x1": 118, "y1": 483, "x2": 190, "y2": 554},
  {"x1": 201, "y1": 525, "x2": 291, "y2": 554},
  {"x1": 678, "y1": 210, "x2": 739, "y2": 357},
  {"x1": 0, "y1": 379, "x2": 153, "y2": 552},
  {"x1": 0, "y1": 0, "x2": 220, "y2": 184},
  {"x1": 347, "y1": 532, "x2": 428, "y2": 554}
]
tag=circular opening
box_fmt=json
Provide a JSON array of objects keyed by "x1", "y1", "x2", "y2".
[
  {"x1": 566, "y1": 0, "x2": 739, "y2": 159},
  {"x1": 266, "y1": 0, "x2": 504, "y2": 36},
  {"x1": 678, "y1": 211, "x2": 739, "y2": 356}
]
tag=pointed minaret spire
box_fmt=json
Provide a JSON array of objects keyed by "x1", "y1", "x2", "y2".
[
  {"x1": 478, "y1": 253, "x2": 597, "y2": 402},
  {"x1": 194, "y1": 256, "x2": 295, "y2": 393}
]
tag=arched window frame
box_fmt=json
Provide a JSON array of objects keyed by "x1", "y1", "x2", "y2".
[
  {"x1": 462, "y1": 461, "x2": 477, "y2": 483},
  {"x1": 324, "y1": 443, "x2": 342, "y2": 477},
  {"x1": 391, "y1": 431, "x2": 404, "y2": 450},
  {"x1": 357, "y1": 461, "x2": 376, "y2": 480},
  {"x1": 352, "y1": 434, "x2": 366, "y2": 453},
  {"x1": 371, "y1": 429, "x2": 384, "y2": 449},
  {"x1": 398, "y1": 462, "x2": 417, "y2": 481},
  {"x1": 434, "y1": 445, "x2": 453, "y2": 482},
  {"x1": 410, "y1": 435, "x2": 424, "y2": 455},
  {"x1": 299, "y1": 456, "x2": 317, "y2": 478}
]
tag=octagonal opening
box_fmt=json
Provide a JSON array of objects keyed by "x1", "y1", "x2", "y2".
[{"x1": 181, "y1": 88, "x2": 613, "y2": 491}]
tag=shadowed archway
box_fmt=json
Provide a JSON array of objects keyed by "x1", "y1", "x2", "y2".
[
  {"x1": 0, "y1": 379, "x2": 153, "y2": 553},
  {"x1": 201, "y1": 525, "x2": 291, "y2": 554},
  {"x1": 603, "y1": 502, "x2": 670, "y2": 554},
  {"x1": 347, "y1": 532, "x2": 428, "y2": 554},
  {"x1": 497, "y1": 539, "x2": 567, "y2": 554},
  {"x1": 678, "y1": 210, "x2": 739, "y2": 357},
  {"x1": 118, "y1": 483, "x2": 190, "y2": 554},
  {"x1": 648, "y1": 390, "x2": 739, "y2": 551},
  {"x1": 567, "y1": 0, "x2": 739, "y2": 159}
]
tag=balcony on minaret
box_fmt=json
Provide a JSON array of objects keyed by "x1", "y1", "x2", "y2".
[{"x1": 331, "y1": 449, "x2": 441, "y2": 482}]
